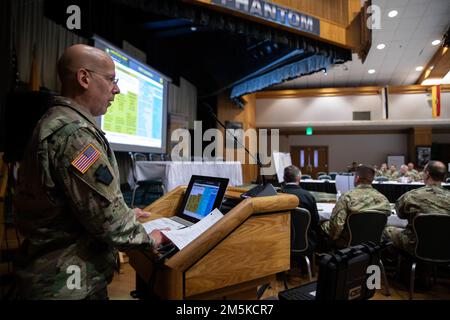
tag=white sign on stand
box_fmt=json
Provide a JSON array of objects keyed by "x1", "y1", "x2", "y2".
[
  {"x1": 387, "y1": 156, "x2": 405, "y2": 169},
  {"x1": 273, "y1": 152, "x2": 293, "y2": 183}
]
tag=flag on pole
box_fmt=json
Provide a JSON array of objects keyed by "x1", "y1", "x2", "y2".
[
  {"x1": 29, "y1": 44, "x2": 40, "y2": 91},
  {"x1": 381, "y1": 86, "x2": 389, "y2": 120},
  {"x1": 431, "y1": 85, "x2": 441, "y2": 118}
]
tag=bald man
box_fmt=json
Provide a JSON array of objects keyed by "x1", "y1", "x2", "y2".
[
  {"x1": 384, "y1": 161, "x2": 450, "y2": 254},
  {"x1": 13, "y1": 44, "x2": 168, "y2": 299}
]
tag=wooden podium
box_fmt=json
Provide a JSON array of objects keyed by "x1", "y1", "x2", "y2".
[{"x1": 128, "y1": 186, "x2": 299, "y2": 300}]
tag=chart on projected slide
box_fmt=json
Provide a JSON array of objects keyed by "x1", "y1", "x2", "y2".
[{"x1": 103, "y1": 63, "x2": 163, "y2": 141}]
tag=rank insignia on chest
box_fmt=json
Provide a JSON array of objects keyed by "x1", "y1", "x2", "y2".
[{"x1": 71, "y1": 144, "x2": 101, "y2": 174}]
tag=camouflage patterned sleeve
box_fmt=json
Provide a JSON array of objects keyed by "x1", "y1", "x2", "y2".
[
  {"x1": 395, "y1": 192, "x2": 409, "y2": 220},
  {"x1": 327, "y1": 195, "x2": 349, "y2": 240},
  {"x1": 51, "y1": 126, "x2": 154, "y2": 251}
]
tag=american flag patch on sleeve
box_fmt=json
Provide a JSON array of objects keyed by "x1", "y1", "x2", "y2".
[{"x1": 71, "y1": 144, "x2": 101, "y2": 174}]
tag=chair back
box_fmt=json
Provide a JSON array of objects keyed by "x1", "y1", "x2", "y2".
[
  {"x1": 291, "y1": 207, "x2": 311, "y2": 254},
  {"x1": 301, "y1": 175, "x2": 312, "y2": 180},
  {"x1": 317, "y1": 172, "x2": 327, "y2": 178},
  {"x1": 130, "y1": 152, "x2": 148, "y2": 182},
  {"x1": 346, "y1": 211, "x2": 388, "y2": 247},
  {"x1": 318, "y1": 175, "x2": 332, "y2": 181},
  {"x1": 445, "y1": 177, "x2": 450, "y2": 183},
  {"x1": 329, "y1": 172, "x2": 338, "y2": 180},
  {"x1": 413, "y1": 214, "x2": 450, "y2": 263}
]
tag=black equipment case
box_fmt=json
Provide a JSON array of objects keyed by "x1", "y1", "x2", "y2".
[{"x1": 279, "y1": 242, "x2": 380, "y2": 300}]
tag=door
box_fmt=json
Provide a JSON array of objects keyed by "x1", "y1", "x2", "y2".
[{"x1": 291, "y1": 146, "x2": 329, "y2": 179}]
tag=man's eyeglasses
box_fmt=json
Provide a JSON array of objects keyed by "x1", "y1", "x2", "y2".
[{"x1": 85, "y1": 68, "x2": 119, "y2": 86}]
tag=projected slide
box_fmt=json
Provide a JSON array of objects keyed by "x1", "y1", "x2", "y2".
[
  {"x1": 184, "y1": 183, "x2": 220, "y2": 220},
  {"x1": 102, "y1": 49, "x2": 164, "y2": 148},
  {"x1": 94, "y1": 36, "x2": 168, "y2": 153}
]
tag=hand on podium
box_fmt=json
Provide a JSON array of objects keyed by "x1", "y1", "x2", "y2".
[
  {"x1": 149, "y1": 228, "x2": 172, "y2": 248},
  {"x1": 134, "y1": 207, "x2": 152, "y2": 220}
]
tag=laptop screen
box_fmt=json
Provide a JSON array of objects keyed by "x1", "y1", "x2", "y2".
[{"x1": 178, "y1": 175, "x2": 229, "y2": 223}]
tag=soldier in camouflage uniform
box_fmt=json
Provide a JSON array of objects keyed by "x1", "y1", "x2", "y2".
[
  {"x1": 376, "y1": 163, "x2": 389, "y2": 177},
  {"x1": 321, "y1": 165, "x2": 391, "y2": 249},
  {"x1": 384, "y1": 161, "x2": 450, "y2": 254},
  {"x1": 13, "y1": 44, "x2": 169, "y2": 299},
  {"x1": 393, "y1": 164, "x2": 418, "y2": 182},
  {"x1": 386, "y1": 165, "x2": 397, "y2": 180},
  {"x1": 407, "y1": 162, "x2": 419, "y2": 177}
]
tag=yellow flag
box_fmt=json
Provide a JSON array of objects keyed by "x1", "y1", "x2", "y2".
[{"x1": 431, "y1": 85, "x2": 441, "y2": 118}]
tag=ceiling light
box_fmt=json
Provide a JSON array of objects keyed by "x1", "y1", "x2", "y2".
[
  {"x1": 432, "y1": 39, "x2": 441, "y2": 46},
  {"x1": 368, "y1": 69, "x2": 376, "y2": 74},
  {"x1": 190, "y1": 26, "x2": 197, "y2": 32},
  {"x1": 421, "y1": 78, "x2": 442, "y2": 85},
  {"x1": 388, "y1": 10, "x2": 398, "y2": 18},
  {"x1": 415, "y1": 66, "x2": 424, "y2": 72},
  {"x1": 377, "y1": 44, "x2": 386, "y2": 50}
]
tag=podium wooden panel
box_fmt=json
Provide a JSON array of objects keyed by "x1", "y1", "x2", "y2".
[{"x1": 128, "y1": 186, "x2": 299, "y2": 300}]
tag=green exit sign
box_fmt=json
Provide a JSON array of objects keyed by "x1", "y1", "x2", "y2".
[{"x1": 306, "y1": 127, "x2": 313, "y2": 136}]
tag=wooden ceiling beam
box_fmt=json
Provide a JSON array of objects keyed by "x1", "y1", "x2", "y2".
[{"x1": 416, "y1": 46, "x2": 450, "y2": 85}]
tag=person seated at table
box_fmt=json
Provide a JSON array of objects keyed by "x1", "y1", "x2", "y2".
[
  {"x1": 281, "y1": 165, "x2": 320, "y2": 251},
  {"x1": 320, "y1": 164, "x2": 391, "y2": 250},
  {"x1": 387, "y1": 165, "x2": 398, "y2": 180},
  {"x1": 376, "y1": 163, "x2": 389, "y2": 177},
  {"x1": 384, "y1": 161, "x2": 450, "y2": 254},
  {"x1": 347, "y1": 161, "x2": 358, "y2": 173},
  {"x1": 394, "y1": 164, "x2": 418, "y2": 182},
  {"x1": 407, "y1": 162, "x2": 419, "y2": 176}
]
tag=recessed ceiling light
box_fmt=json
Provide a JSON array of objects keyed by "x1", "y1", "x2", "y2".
[
  {"x1": 388, "y1": 10, "x2": 398, "y2": 18},
  {"x1": 432, "y1": 39, "x2": 441, "y2": 46},
  {"x1": 368, "y1": 69, "x2": 376, "y2": 74},
  {"x1": 377, "y1": 44, "x2": 386, "y2": 50},
  {"x1": 416, "y1": 66, "x2": 424, "y2": 72}
]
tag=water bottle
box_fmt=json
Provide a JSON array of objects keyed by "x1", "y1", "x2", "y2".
[{"x1": 336, "y1": 190, "x2": 341, "y2": 202}]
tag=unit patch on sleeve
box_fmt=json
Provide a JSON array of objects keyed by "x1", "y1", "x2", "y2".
[
  {"x1": 71, "y1": 144, "x2": 101, "y2": 174},
  {"x1": 94, "y1": 164, "x2": 114, "y2": 186}
]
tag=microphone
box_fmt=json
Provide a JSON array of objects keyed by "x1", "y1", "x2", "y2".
[{"x1": 201, "y1": 102, "x2": 266, "y2": 185}]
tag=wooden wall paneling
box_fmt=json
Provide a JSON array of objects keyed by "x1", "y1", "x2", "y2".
[
  {"x1": 256, "y1": 86, "x2": 382, "y2": 98},
  {"x1": 256, "y1": 84, "x2": 449, "y2": 99},
  {"x1": 274, "y1": 0, "x2": 350, "y2": 27},
  {"x1": 189, "y1": 0, "x2": 358, "y2": 47},
  {"x1": 408, "y1": 127, "x2": 433, "y2": 165}
]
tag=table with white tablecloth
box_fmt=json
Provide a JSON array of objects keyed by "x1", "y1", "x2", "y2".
[
  {"x1": 316, "y1": 202, "x2": 407, "y2": 228},
  {"x1": 300, "y1": 180, "x2": 450, "y2": 202},
  {"x1": 128, "y1": 161, "x2": 243, "y2": 192}
]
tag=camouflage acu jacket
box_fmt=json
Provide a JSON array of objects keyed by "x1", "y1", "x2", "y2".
[
  {"x1": 395, "y1": 184, "x2": 450, "y2": 244},
  {"x1": 14, "y1": 96, "x2": 152, "y2": 299},
  {"x1": 322, "y1": 184, "x2": 391, "y2": 248}
]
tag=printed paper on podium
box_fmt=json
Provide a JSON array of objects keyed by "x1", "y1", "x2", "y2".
[
  {"x1": 162, "y1": 208, "x2": 224, "y2": 250},
  {"x1": 142, "y1": 217, "x2": 186, "y2": 234}
]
